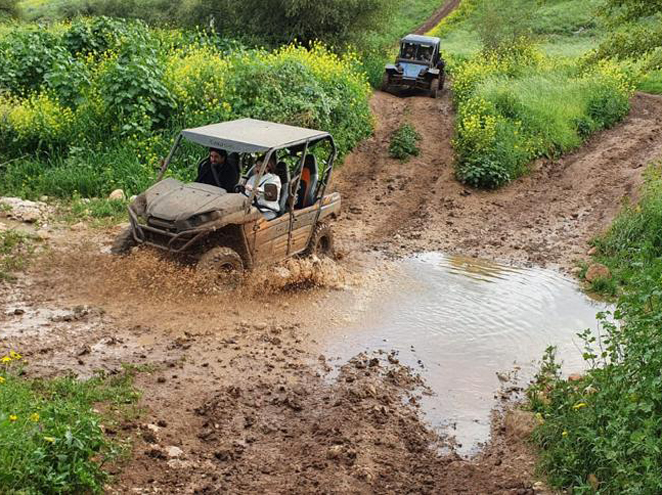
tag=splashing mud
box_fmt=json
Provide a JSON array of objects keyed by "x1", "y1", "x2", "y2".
[{"x1": 39, "y1": 244, "x2": 354, "y2": 305}]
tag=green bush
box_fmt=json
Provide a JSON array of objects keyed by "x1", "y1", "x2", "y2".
[
  {"x1": 0, "y1": 355, "x2": 139, "y2": 493},
  {"x1": 529, "y1": 166, "x2": 662, "y2": 493},
  {"x1": 0, "y1": 0, "x2": 20, "y2": 19},
  {"x1": 389, "y1": 123, "x2": 421, "y2": 161}
]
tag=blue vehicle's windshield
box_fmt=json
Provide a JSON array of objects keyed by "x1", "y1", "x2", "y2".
[{"x1": 399, "y1": 42, "x2": 433, "y2": 63}]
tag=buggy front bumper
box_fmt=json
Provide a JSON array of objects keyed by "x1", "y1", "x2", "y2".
[
  {"x1": 386, "y1": 75, "x2": 433, "y2": 90},
  {"x1": 128, "y1": 207, "x2": 210, "y2": 253}
]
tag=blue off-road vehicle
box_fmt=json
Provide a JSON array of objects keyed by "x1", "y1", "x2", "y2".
[{"x1": 382, "y1": 34, "x2": 446, "y2": 98}]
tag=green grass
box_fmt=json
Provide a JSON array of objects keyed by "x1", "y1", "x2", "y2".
[
  {"x1": 638, "y1": 70, "x2": 662, "y2": 95},
  {"x1": 0, "y1": 230, "x2": 35, "y2": 282},
  {"x1": 528, "y1": 165, "x2": 662, "y2": 493},
  {"x1": 428, "y1": 0, "x2": 633, "y2": 188},
  {"x1": 0, "y1": 356, "x2": 140, "y2": 494},
  {"x1": 433, "y1": 0, "x2": 605, "y2": 60}
]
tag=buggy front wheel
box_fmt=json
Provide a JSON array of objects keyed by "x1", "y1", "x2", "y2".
[
  {"x1": 197, "y1": 247, "x2": 244, "y2": 274},
  {"x1": 430, "y1": 78, "x2": 440, "y2": 99}
]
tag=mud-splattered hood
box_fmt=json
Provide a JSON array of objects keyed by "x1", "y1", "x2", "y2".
[
  {"x1": 144, "y1": 178, "x2": 248, "y2": 222},
  {"x1": 398, "y1": 62, "x2": 427, "y2": 80}
]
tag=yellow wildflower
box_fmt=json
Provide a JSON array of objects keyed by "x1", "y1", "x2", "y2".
[
  {"x1": 9, "y1": 415, "x2": 17, "y2": 422},
  {"x1": 0, "y1": 376, "x2": 5, "y2": 384},
  {"x1": 573, "y1": 402, "x2": 588, "y2": 410},
  {"x1": 562, "y1": 430, "x2": 568, "y2": 437},
  {"x1": 44, "y1": 436, "x2": 56, "y2": 443},
  {"x1": 1, "y1": 356, "x2": 11, "y2": 364},
  {"x1": 9, "y1": 351, "x2": 21, "y2": 360},
  {"x1": 30, "y1": 413, "x2": 40, "y2": 422}
]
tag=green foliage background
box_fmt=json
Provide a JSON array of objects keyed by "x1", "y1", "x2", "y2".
[
  {"x1": 0, "y1": 17, "x2": 373, "y2": 199},
  {"x1": 429, "y1": 0, "x2": 635, "y2": 189}
]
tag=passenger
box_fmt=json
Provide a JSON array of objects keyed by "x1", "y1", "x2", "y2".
[
  {"x1": 403, "y1": 44, "x2": 415, "y2": 59},
  {"x1": 196, "y1": 148, "x2": 240, "y2": 192},
  {"x1": 244, "y1": 155, "x2": 281, "y2": 220}
]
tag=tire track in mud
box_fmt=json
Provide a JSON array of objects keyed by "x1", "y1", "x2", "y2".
[{"x1": 334, "y1": 92, "x2": 662, "y2": 269}]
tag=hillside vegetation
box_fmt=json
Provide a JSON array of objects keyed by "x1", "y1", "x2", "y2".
[
  {"x1": 430, "y1": 0, "x2": 635, "y2": 188},
  {"x1": 529, "y1": 165, "x2": 662, "y2": 494},
  {"x1": 0, "y1": 18, "x2": 373, "y2": 199}
]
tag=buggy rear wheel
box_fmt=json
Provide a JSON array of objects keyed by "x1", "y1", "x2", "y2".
[
  {"x1": 430, "y1": 78, "x2": 440, "y2": 99},
  {"x1": 305, "y1": 223, "x2": 334, "y2": 258},
  {"x1": 111, "y1": 227, "x2": 137, "y2": 256}
]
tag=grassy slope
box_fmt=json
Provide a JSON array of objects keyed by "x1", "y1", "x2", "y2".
[{"x1": 435, "y1": 0, "x2": 605, "y2": 60}]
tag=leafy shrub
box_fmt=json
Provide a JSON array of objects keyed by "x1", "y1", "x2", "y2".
[
  {"x1": 529, "y1": 167, "x2": 662, "y2": 493},
  {"x1": 0, "y1": 28, "x2": 69, "y2": 96},
  {"x1": 389, "y1": 123, "x2": 421, "y2": 161}
]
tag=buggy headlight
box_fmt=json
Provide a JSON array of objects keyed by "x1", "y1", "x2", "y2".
[
  {"x1": 190, "y1": 211, "x2": 221, "y2": 227},
  {"x1": 130, "y1": 194, "x2": 147, "y2": 219}
]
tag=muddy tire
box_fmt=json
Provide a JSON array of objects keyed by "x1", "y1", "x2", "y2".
[
  {"x1": 305, "y1": 223, "x2": 334, "y2": 258},
  {"x1": 111, "y1": 227, "x2": 137, "y2": 256},
  {"x1": 430, "y1": 78, "x2": 440, "y2": 99},
  {"x1": 197, "y1": 247, "x2": 244, "y2": 274},
  {"x1": 381, "y1": 72, "x2": 390, "y2": 92}
]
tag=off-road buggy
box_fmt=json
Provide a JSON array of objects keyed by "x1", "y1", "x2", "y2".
[
  {"x1": 111, "y1": 118, "x2": 341, "y2": 273},
  {"x1": 382, "y1": 34, "x2": 446, "y2": 98}
]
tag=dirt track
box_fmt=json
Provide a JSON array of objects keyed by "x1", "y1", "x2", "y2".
[
  {"x1": 3, "y1": 3, "x2": 662, "y2": 491},
  {"x1": 334, "y1": 91, "x2": 662, "y2": 269}
]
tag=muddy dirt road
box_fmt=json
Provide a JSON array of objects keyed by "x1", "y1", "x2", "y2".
[{"x1": 4, "y1": 4, "x2": 662, "y2": 491}]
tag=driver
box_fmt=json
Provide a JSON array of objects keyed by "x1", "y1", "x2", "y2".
[
  {"x1": 243, "y1": 154, "x2": 281, "y2": 220},
  {"x1": 196, "y1": 148, "x2": 240, "y2": 192}
]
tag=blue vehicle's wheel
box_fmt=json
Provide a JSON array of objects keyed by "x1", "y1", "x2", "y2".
[
  {"x1": 381, "y1": 72, "x2": 390, "y2": 92},
  {"x1": 430, "y1": 78, "x2": 440, "y2": 99}
]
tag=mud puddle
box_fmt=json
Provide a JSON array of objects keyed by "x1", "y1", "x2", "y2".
[{"x1": 324, "y1": 252, "x2": 610, "y2": 455}]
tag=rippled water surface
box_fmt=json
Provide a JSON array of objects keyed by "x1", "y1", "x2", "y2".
[{"x1": 325, "y1": 253, "x2": 609, "y2": 454}]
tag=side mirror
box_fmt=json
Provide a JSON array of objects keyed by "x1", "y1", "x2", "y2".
[{"x1": 263, "y1": 183, "x2": 279, "y2": 202}]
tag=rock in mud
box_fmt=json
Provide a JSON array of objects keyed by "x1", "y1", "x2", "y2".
[
  {"x1": 109, "y1": 189, "x2": 126, "y2": 201},
  {"x1": 0, "y1": 197, "x2": 48, "y2": 223},
  {"x1": 567, "y1": 373, "x2": 583, "y2": 382},
  {"x1": 585, "y1": 263, "x2": 611, "y2": 282},
  {"x1": 504, "y1": 410, "x2": 537, "y2": 440},
  {"x1": 166, "y1": 446, "x2": 184, "y2": 458}
]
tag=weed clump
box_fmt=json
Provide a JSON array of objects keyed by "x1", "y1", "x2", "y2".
[
  {"x1": 0, "y1": 353, "x2": 140, "y2": 493},
  {"x1": 389, "y1": 123, "x2": 421, "y2": 161},
  {"x1": 0, "y1": 230, "x2": 35, "y2": 282}
]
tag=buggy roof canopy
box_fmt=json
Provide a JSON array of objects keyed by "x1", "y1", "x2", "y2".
[
  {"x1": 401, "y1": 34, "x2": 440, "y2": 45},
  {"x1": 181, "y1": 118, "x2": 329, "y2": 153}
]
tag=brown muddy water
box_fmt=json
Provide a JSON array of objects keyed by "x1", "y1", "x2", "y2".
[{"x1": 323, "y1": 252, "x2": 610, "y2": 455}]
